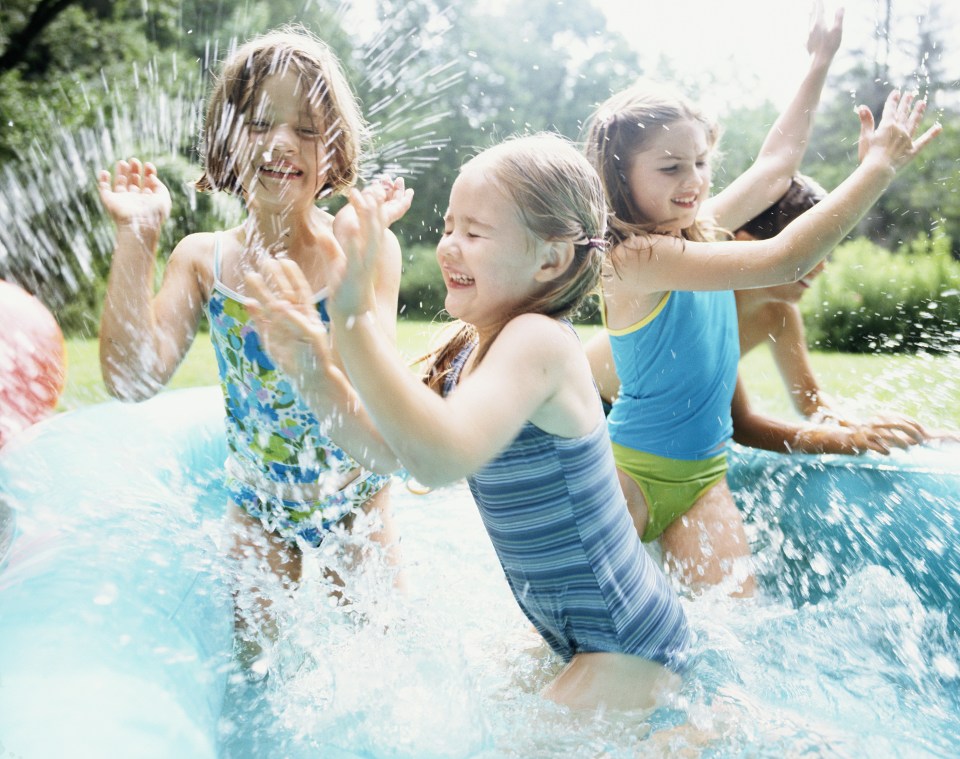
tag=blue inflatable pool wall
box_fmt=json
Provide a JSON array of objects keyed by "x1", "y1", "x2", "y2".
[
  {"x1": 0, "y1": 388, "x2": 233, "y2": 758},
  {"x1": 729, "y1": 443, "x2": 960, "y2": 628}
]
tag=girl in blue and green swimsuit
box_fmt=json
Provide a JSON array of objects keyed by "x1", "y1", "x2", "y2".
[
  {"x1": 246, "y1": 134, "x2": 690, "y2": 712},
  {"x1": 97, "y1": 29, "x2": 411, "y2": 658}
]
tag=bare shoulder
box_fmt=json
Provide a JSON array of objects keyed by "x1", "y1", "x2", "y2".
[
  {"x1": 170, "y1": 231, "x2": 216, "y2": 263},
  {"x1": 496, "y1": 314, "x2": 581, "y2": 369},
  {"x1": 167, "y1": 231, "x2": 217, "y2": 293}
]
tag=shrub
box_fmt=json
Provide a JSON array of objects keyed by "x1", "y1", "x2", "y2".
[
  {"x1": 801, "y1": 232, "x2": 960, "y2": 353},
  {"x1": 397, "y1": 243, "x2": 447, "y2": 320}
]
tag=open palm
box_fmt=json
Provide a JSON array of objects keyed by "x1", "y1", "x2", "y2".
[{"x1": 97, "y1": 158, "x2": 171, "y2": 229}]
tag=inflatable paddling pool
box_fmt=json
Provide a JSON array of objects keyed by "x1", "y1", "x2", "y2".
[
  {"x1": 0, "y1": 387, "x2": 232, "y2": 758},
  {"x1": 728, "y1": 442, "x2": 960, "y2": 631},
  {"x1": 1, "y1": 387, "x2": 958, "y2": 755}
]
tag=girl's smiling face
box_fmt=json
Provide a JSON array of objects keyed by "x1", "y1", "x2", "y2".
[
  {"x1": 626, "y1": 118, "x2": 712, "y2": 235},
  {"x1": 436, "y1": 161, "x2": 546, "y2": 336},
  {"x1": 237, "y1": 70, "x2": 330, "y2": 208}
]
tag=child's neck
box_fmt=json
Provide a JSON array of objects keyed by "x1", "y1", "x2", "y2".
[{"x1": 242, "y1": 207, "x2": 316, "y2": 261}]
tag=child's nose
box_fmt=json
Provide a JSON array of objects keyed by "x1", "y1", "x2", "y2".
[
  {"x1": 268, "y1": 124, "x2": 297, "y2": 152},
  {"x1": 436, "y1": 234, "x2": 458, "y2": 261},
  {"x1": 681, "y1": 166, "x2": 703, "y2": 187}
]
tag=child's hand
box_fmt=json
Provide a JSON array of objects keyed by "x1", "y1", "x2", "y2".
[
  {"x1": 97, "y1": 158, "x2": 171, "y2": 231},
  {"x1": 845, "y1": 418, "x2": 927, "y2": 455},
  {"x1": 333, "y1": 175, "x2": 413, "y2": 242},
  {"x1": 377, "y1": 175, "x2": 415, "y2": 226},
  {"x1": 806, "y1": 0, "x2": 843, "y2": 65},
  {"x1": 856, "y1": 90, "x2": 942, "y2": 171},
  {"x1": 245, "y1": 259, "x2": 335, "y2": 388},
  {"x1": 332, "y1": 185, "x2": 390, "y2": 318}
]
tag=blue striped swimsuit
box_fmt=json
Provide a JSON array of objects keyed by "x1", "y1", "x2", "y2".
[{"x1": 444, "y1": 343, "x2": 690, "y2": 666}]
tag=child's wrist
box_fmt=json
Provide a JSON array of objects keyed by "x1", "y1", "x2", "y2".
[
  {"x1": 858, "y1": 155, "x2": 898, "y2": 180},
  {"x1": 332, "y1": 307, "x2": 376, "y2": 330},
  {"x1": 807, "y1": 54, "x2": 833, "y2": 74},
  {"x1": 115, "y1": 220, "x2": 163, "y2": 244}
]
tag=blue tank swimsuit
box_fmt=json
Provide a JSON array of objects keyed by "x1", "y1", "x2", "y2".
[
  {"x1": 206, "y1": 234, "x2": 390, "y2": 546},
  {"x1": 608, "y1": 290, "x2": 739, "y2": 459},
  {"x1": 444, "y1": 342, "x2": 690, "y2": 666}
]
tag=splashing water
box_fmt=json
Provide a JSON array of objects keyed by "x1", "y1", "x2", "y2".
[
  {"x1": 1, "y1": 388, "x2": 959, "y2": 756},
  {"x1": 1, "y1": 3, "x2": 958, "y2": 755},
  {"x1": 211, "y1": 476, "x2": 960, "y2": 758},
  {"x1": 0, "y1": 15, "x2": 459, "y2": 320}
]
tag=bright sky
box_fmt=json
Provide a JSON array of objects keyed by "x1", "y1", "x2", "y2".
[{"x1": 599, "y1": 0, "x2": 957, "y2": 112}]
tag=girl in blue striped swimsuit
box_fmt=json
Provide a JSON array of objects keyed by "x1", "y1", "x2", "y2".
[{"x1": 246, "y1": 133, "x2": 690, "y2": 711}]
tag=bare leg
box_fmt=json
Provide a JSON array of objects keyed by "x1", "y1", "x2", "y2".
[
  {"x1": 542, "y1": 651, "x2": 680, "y2": 712},
  {"x1": 225, "y1": 502, "x2": 302, "y2": 664},
  {"x1": 617, "y1": 467, "x2": 650, "y2": 540},
  {"x1": 352, "y1": 483, "x2": 403, "y2": 585},
  {"x1": 659, "y1": 479, "x2": 755, "y2": 598},
  {"x1": 322, "y1": 483, "x2": 405, "y2": 593}
]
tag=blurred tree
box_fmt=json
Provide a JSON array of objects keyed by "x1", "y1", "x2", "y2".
[{"x1": 804, "y1": 0, "x2": 959, "y2": 253}]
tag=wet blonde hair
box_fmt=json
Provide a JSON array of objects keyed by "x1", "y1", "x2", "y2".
[
  {"x1": 422, "y1": 133, "x2": 606, "y2": 390},
  {"x1": 196, "y1": 26, "x2": 365, "y2": 199},
  {"x1": 583, "y1": 81, "x2": 723, "y2": 246}
]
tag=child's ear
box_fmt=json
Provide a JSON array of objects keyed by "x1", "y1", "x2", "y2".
[{"x1": 534, "y1": 241, "x2": 574, "y2": 283}]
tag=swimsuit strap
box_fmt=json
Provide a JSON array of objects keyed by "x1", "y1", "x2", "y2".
[
  {"x1": 213, "y1": 232, "x2": 222, "y2": 280},
  {"x1": 442, "y1": 340, "x2": 477, "y2": 396}
]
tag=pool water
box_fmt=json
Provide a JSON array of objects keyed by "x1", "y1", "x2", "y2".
[
  {"x1": 1, "y1": 391, "x2": 958, "y2": 758},
  {"x1": 218, "y1": 480, "x2": 960, "y2": 758}
]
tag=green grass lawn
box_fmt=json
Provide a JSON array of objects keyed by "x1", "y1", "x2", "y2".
[{"x1": 61, "y1": 322, "x2": 960, "y2": 431}]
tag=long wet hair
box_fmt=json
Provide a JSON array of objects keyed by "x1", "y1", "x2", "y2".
[
  {"x1": 583, "y1": 81, "x2": 723, "y2": 247},
  {"x1": 196, "y1": 26, "x2": 366, "y2": 199},
  {"x1": 422, "y1": 133, "x2": 607, "y2": 391}
]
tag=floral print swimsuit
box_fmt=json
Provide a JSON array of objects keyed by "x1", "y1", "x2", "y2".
[{"x1": 206, "y1": 234, "x2": 390, "y2": 546}]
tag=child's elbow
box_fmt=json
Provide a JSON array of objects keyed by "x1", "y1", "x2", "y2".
[
  {"x1": 404, "y1": 457, "x2": 463, "y2": 489},
  {"x1": 102, "y1": 370, "x2": 162, "y2": 403}
]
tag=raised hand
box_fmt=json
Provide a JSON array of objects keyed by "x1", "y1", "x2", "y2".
[
  {"x1": 332, "y1": 174, "x2": 413, "y2": 244},
  {"x1": 376, "y1": 175, "x2": 415, "y2": 226},
  {"x1": 806, "y1": 0, "x2": 843, "y2": 64},
  {"x1": 856, "y1": 90, "x2": 942, "y2": 169},
  {"x1": 97, "y1": 158, "x2": 171, "y2": 232}
]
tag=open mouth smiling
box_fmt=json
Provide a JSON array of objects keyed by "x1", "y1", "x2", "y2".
[{"x1": 259, "y1": 162, "x2": 304, "y2": 179}]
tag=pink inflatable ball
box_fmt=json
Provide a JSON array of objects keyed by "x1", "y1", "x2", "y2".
[{"x1": 0, "y1": 280, "x2": 67, "y2": 446}]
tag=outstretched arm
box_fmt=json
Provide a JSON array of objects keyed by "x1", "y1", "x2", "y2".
[
  {"x1": 731, "y1": 375, "x2": 924, "y2": 454},
  {"x1": 763, "y1": 303, "x2": 835, "y2": 417},
  {"x1": 327, "y1": 188, "x2": 573, "y2": 487},
  {"x1": 704, "y1": 0, "x2": 843, "y2": 230},
  {"x1": 331, "y1": 175, "x2": 412, "y2": 345},
  {"x1": 98, "y1": 158, "x2": 208, "y2": 401},
  {"x1": 631, "y1": 91, "x2": 941, "y2": 294}
]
